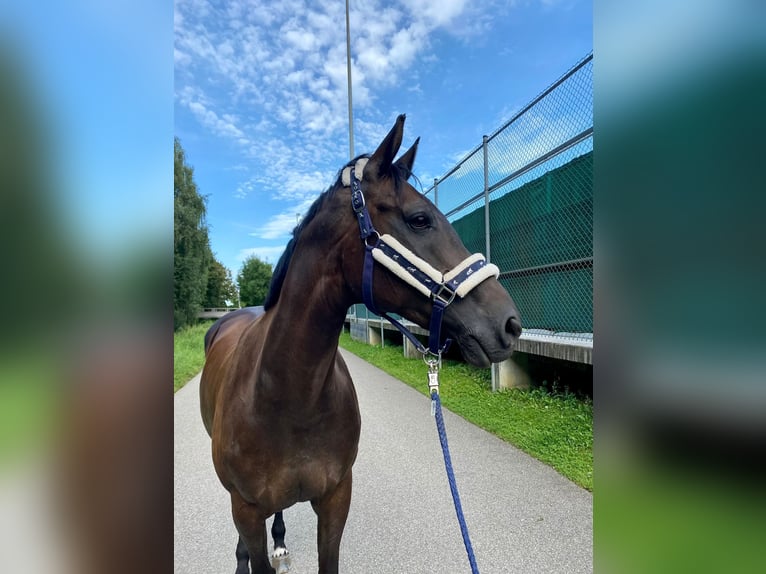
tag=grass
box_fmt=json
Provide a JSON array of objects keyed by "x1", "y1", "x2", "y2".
[
  {"x1": 338, "y1": 331, "x2": 593, "y2": 490},
  {"x1": 174, "y1": 321, "x2": 213, "y2": 392}
]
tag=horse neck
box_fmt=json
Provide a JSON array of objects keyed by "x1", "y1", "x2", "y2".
[{"x1": 256, "y1": 234, "x2": 354, "y2": 404}]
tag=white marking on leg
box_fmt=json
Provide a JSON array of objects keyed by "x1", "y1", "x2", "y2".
[{"x1": 271, "y1": 546, "x2": 291, "y2": 573}]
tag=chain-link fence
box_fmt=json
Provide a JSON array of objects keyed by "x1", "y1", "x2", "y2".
[
  {"x1": 348, "y1": 53, "x2": 592, "y2": 345},
  {"x1": 427, "y1": 53, "x2": 593, "y2": 339}
]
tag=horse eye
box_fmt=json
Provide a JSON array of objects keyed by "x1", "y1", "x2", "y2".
[{"x1": 407, "y1": 213, "x2": 431, "y2": 231}]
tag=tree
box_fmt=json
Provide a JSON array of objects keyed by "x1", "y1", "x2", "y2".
[
  {"x1": 174, "y1": 138, "x2": 212, "y2": 330},
  {"x1": 237, "y1": 255, "x2": 273, "y2": 307},
  {"x1": 205, "y1": 258, "x2": 238, "y2": 308}
]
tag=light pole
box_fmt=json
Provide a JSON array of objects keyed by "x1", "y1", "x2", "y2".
[{"x1": 345, "y1": 0, "x2": 354, "y2": 159}]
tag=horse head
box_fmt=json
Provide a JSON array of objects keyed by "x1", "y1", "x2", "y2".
[{"x1": 339, "y1": 115, "x2": 521, "y2": 367}]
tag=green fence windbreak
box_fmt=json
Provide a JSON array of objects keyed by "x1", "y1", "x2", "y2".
[
  {"x1": 431, "y1": 53, "x2": 593, "y2": 338},
  {"x1": 452, "y1": 151, "x2": 592, "y2": 333}
]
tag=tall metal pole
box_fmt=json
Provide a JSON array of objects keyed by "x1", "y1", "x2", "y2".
[
  {"x1": 484, "y1": 134, "x2": 499, "y2": 391},
  {"x1": 483, "y1": 135, "x2": 491, "y2": 263},
  {"x1": 345, "y1": 0, "x2": 355, "y2": 159}
]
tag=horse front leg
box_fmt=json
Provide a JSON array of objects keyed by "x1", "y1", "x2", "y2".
[
  {"x1": 231, "y1": 491, "x2": 275, "y2": 574},
  {"x1": 270, "y1": 511, "x2": 291, "y2": 574},
  {"x1": 235, "y1": 536, "x2": 250, "y2": 574},
  {"x1": 311, "y1": 471, "x2": 353, "y2": 574}
]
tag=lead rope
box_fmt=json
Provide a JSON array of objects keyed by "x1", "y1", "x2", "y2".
[
  {"x1": 347, "y1": 162, "x2": 485, "y2": 572},
  {"x1": 427, "y1": 357, "x2": 480, "y2": 574}
]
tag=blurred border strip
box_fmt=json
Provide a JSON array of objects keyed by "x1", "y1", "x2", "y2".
[{"x1": 595, "y1": 0, "x2": 766, "y2": 572}]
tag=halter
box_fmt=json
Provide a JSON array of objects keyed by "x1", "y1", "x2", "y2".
[{"x1": 344, "y1": 159, "x2": 500, "y2": 359}]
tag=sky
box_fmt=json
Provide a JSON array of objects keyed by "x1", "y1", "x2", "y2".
[{"x1": 174, "y1": 0, "x2": 593, "y2": 277}]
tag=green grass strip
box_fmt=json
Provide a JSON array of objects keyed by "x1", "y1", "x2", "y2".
[
  {"x1": 338, "y1": 331, "x2": 593, "y2": 490},
  {"x1": 174, "y1": 321, "x2": 213, "y2": 392}
]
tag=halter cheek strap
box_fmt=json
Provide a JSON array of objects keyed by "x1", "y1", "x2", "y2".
[{"x1": 346, "y1": 164, "x2": 499, "y2": 357}]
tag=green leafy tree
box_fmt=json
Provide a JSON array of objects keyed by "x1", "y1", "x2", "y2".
[
  {"x1": 237, "y1": 255, "x2": 273, "y2": 307},
  {"x1": 174, "y1": 138, "x2": 212, "y2": 330},
  {"x1": 205, "y1": 258, "x2": 238, "y2": 308}
]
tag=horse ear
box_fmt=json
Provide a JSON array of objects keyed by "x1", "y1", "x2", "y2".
[
  {"x1": 394, "y1": 137, "x2": 419, "y2": 180},
  {"x1": 366, "y1": 114, "x2": 405, "y2": 181}
]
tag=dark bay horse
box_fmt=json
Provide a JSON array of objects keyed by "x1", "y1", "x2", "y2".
[{"x1": 200, "y1": 115, "x2": 522, "y2": 574}]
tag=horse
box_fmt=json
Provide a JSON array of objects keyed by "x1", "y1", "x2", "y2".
[{"x1": 200, "y1": 114, "x2": 522, "y2": 574}]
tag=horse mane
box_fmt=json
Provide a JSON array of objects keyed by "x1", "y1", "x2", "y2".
[
  {"x1": 264, "y1": 155, "x2": 361, "y2": 310},
  {"x1": 263, "y1": 153, "x2": 413, "y2": 310}
]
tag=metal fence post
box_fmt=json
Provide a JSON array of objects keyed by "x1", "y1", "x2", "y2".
[
  {"x1": 433, "y1": 178, "x2": 439, "y2": 208},
  {"x1": 483, "y1": 135, "x2": 491, "y2": 263},
  {"x1": 483, "y1": 134, "x2": 499, "y2": 391}
]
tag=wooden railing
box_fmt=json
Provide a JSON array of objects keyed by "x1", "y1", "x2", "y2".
[{"x1": 197, "y1": 307, "x2": 239, "y2": 318}]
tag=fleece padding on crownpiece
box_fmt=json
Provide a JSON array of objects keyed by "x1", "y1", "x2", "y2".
[{"x1": 341, "y1": 158, "x2": 370, "y2": 186}]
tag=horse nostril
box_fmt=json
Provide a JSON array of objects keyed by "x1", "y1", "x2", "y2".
[{"x1": 506, "y1": 315, "x2": 522, "y2": 340}]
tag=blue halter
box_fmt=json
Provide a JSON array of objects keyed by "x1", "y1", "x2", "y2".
[{"x1": 348, "y1": 165, "x2": 496, "y2": 357}]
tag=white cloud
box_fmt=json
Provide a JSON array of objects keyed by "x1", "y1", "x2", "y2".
[
  {"x1": 354, "y1": 118, "x2": 395, "y2": 154},
  {"x1": 283, "y1": 170, "x2": 335, "y2": 201},
  {"x1": 237, "y1": 245, "x2": 287, "y2": 265},
  {"x1": 284, "y1": 29, "x2": 318, "y2": 52},
  {"x1": 249, "y1": 195, "x2": 318, "y2": 240},
  {"x1": 176, "y1": 0, "x2": 516, "y2": 238},
  {"x1": 402, "y1": 0, "x2": 468, "y2": 26},
  {"x1": 174, "y1": 0, "x2": 500, "y2": 160},
  {"x1": 234, "y1": 179, "x2": 255, "y2": 200},
  {"x1": 449, "y1": 146, "x2": 481, "y2": 166},
  {"x1": 490, "y1": 111, "x2": 590, "y2": 176},
  {"x1": 252, "y1": 211, "x2": 301, "y2": 240}
]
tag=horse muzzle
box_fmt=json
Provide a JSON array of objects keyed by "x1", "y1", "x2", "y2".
[{"x1": 445, "y1": 282, "x2": 522, "y2": 368}]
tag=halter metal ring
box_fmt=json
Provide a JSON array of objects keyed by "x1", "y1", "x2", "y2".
[
  {"x1": 423, "y1": 351, "x2": 442, "y2": 369},
  {"x1": 433, "y1": 283, "x2": 457, "y2": 306},
  {"x1": 364, "y1": 230, "x2": 380, "y2": 248},
  {"x1": 351, "y1": 188, "x2": 365, "y2": 213}
]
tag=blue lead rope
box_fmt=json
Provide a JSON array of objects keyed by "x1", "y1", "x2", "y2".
[{"x1": 431, "y1": 391, "x2": 480, "y2": 574}]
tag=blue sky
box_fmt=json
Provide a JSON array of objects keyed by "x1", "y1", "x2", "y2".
[{"x1": 175, "y1": 0, "x2": 592, "y2": 277}]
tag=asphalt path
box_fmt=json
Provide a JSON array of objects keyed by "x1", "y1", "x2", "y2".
[{"x1": 174, "y1": 349, "x2": 592, "y2": 573}]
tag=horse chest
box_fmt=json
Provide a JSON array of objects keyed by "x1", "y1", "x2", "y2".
[{"x1": 220, "y1": 411, "x2": 359, "y2": 511}]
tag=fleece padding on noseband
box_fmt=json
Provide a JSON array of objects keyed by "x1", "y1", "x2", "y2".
[
  {"x1": 371, "y1": 234, "x2": 442, "y2": 298},
  {"x1": 371, "y1": 234, "x2": 498, "y2": 300},
  {"x1": 451, "y1": 262, "x2": 499, "y2": 297},
  {"x1": 443, "y1": 253, "x2": 485, "y2": 282},
  {"x1": 342, "y1": 158, "x2": 370, "y2": 186}
]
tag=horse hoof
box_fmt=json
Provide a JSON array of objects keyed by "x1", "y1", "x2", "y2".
[{"x1": 271, "y1": 548, "x2": 291, "y2": 574}]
